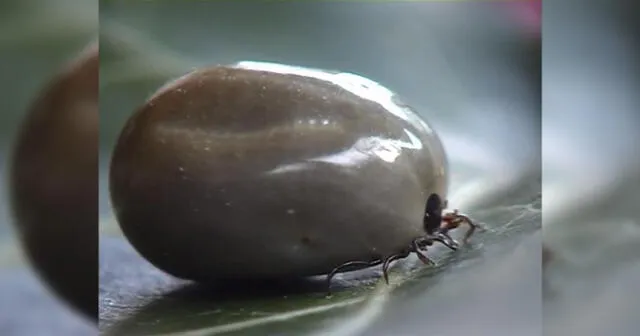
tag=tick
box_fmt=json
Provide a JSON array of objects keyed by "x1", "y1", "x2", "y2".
[{"x1": 109, "y1": 61, "x2": 477, "y2": 290}]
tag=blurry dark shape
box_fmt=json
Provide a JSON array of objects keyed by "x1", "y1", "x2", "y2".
[
  {"x1": 9, "y1": 41, "x2": 98, "y2": 320},
  {"x1": 542, "y1": 244, "x2": 552, "y2": 267},
  {"x1": 109, "y1": 62, "x2": 452, "y2": 284}
]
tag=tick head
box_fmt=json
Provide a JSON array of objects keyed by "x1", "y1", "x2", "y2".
[{"x1": 423, "y1": 193, "x2": 444, "y2": 234}]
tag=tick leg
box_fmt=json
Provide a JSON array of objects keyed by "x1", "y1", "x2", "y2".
[
  {"x1": 438, "y1": 232, "x2": 459, "y2": 249},
  {"x1": 442, "y1": 211, "x2": 479, "y2": 245},
  {"x1": 326, "y1": 260, "x2": 382, "y2": 295},
  {"x1": 431, "y1": 235, "x2": 458, "y2": 251},
  {"x1": 382, "y1": 252, "x2": 409, "y2": 285},
  {"x1": 455, "y1": 213, "x2": 478, "y2": 244},
  {"x1": 411, "y1": 239, "x2": 436, "y2": 265}
]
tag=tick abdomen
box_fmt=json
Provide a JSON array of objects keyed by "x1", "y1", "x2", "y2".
[{"x1": 110, "y1": 63, "x2": 448, "y2": 281}]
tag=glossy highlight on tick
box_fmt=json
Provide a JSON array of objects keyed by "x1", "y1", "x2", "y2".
[{"x1": 109, "y1": 61, "x2": 479, "y2": 295}]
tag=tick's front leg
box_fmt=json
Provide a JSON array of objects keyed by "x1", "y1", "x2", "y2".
[{"x1": 441, "y1": 210, "x2": 478, "y2": 245}]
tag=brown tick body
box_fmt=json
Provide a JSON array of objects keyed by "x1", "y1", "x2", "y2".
[
  {"x1": 109, "y1": 61, "x2": 478, "y2": 291},
  {"x1": 10, "y1": 42, "x2": 98, "y2": 318}
]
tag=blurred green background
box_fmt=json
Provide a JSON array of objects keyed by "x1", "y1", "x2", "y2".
[
  {"x1": 543, "y1": 1, "x2": 640, "y2": 336},
  {"x1": 0, "y1": 0, "x2": 97, "y2": 234},
  {"x1": 99, "y1": 2, "x2": 541, "y2": 336},
  {"x1": 0, "y1": 1, "x2": 97, "y2": 334},
  {"x1": 2, "y1": 1, "x2": 639, "y2": 335},
  {"x1": 2, "y1": 1, "x2": 543, "y2": 335}
]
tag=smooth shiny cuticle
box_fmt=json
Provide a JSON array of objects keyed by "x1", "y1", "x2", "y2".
[{"x1": 110, "y1": 62, "x2": 449, "y2": 282}]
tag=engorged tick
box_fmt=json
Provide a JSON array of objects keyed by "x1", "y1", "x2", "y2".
[{"x1": 109, "y1": 61, "x2": 472, "y2": 289}]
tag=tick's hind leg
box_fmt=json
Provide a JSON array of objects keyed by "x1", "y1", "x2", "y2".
[
  {"x1": 381, "y1": 250, "x2": 411, "y2": 285},
  {"x1": 326, "y1": 259, "x2": 382, "y2": 295}
]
